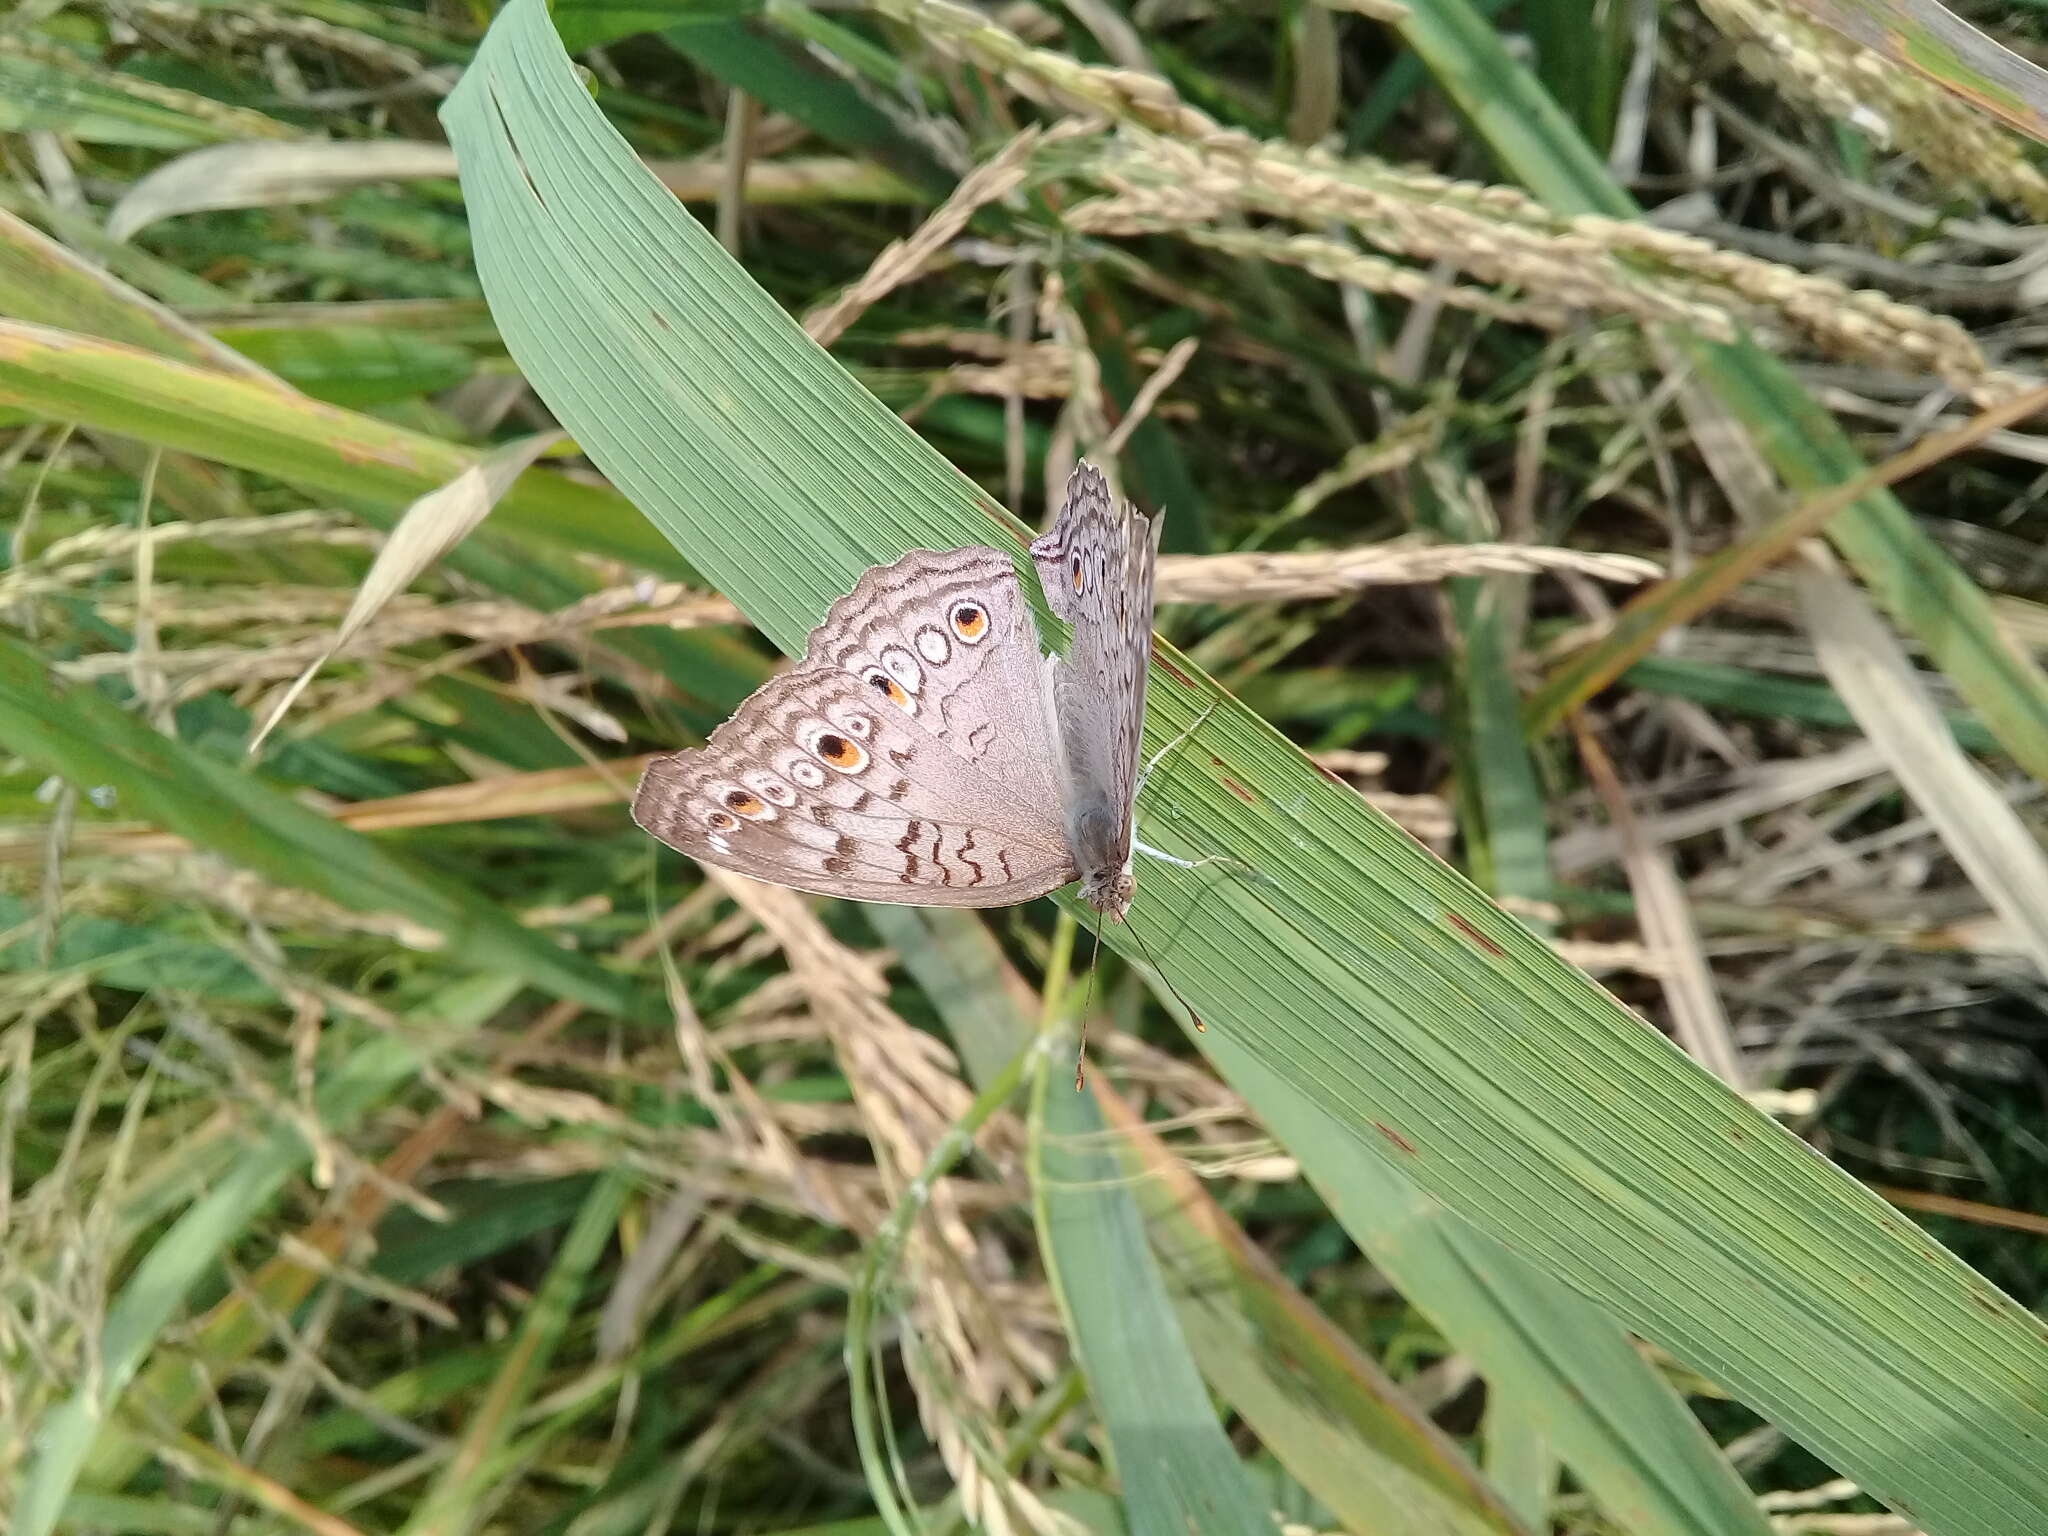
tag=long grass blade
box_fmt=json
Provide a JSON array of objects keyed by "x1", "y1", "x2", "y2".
[
  {"x1": 398, "y1": 1171, "x2": 632, "y2": 1536},
  {"x1": 884, "y1": 904, "x2": 1535, "y2": 1536},
  {"x1": 0, "y1": 633, "x2": 640, "y2": 1016},
  {"x1": 1794, "y1": 0, "x2": 2048, "y2": 144},
  {"x1": 1032, "y1": 1036, "x2": 1274, "y2": 1536}
]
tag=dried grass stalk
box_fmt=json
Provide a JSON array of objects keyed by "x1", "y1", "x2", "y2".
[
  {"x1": 870, "y1": 0, "x2": 2033, "y2": 401},
  {"x1": 46, "y1": 537, "x2": 1656, "y2": 728},
  {"x1": 707, "y1": 875, "x2": 1059, "y2": 1522},
  {"x1": 1157, "y1": 543, "x2": 1659, "y2": 601},
  {"x1": 1066, "y1": 128, "x2": 2028, "y2": 403},
  {"x1": 806, "y1": 126, "x2": 1053, "y2": 347}
]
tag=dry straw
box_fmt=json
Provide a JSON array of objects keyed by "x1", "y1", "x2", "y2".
[
  {"x1": 48, "y1": 541, "x2": 1660, "y2": 716},
  {"x1": 1064, "y1": 128, "x2": 2026, "y2": 403},
  {"x1": 805, "y1": 125, "x2": 1061, "y2": 347},
  {"x1": 869, "y1": 0, "x2": 2035, "y2": 404},
  {"x1": 128, "y1": 0, "x2": 436, "y2": 85},
  {"x1": 709, "y1": 875, "x2": 1063, "y2": 1536}
]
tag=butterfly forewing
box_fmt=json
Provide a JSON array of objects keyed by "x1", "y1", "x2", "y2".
[{"x1": 633, "y1": 546, "x2": 1078, "y2": 907}]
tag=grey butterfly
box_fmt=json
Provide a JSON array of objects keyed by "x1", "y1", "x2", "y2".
[{"x1": 633, "y1": 461, "x2": 1162, "y2": 919}]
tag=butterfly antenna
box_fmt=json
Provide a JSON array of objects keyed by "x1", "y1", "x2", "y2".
[
  {"x1": 1076, "y1": 909, "x2": 1107, "y2": 1090},
  {"x1": 1122, "y1": 906, "x2": 1206, "y2": 1034}
]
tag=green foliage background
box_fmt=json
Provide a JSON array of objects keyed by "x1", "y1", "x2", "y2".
[{"x1": 5, "y1": 2, "x2": 2048, "y2": 1535}]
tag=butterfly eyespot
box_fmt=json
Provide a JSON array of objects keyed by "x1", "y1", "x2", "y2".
[
  {"x1": 747, "y1": 773, "x2": 797, "y2": 807},
  {"x1": 704, "y1": 810, "x2": 739, "y2": 832},
  {"x1": 1071, "y1": 555, "x2": 1085, "y2": 594},
  {"x1": 882, "y1": 648, "x2": 923, "y2": 693},
  {"x1": 789, "y1": 760, "x2": 827, "y2": 789},
  {"x1": 915, "y1": 625, "x2": 951, "y2": 665},
  {"x1": 724, "y1": 789, "x2": 768, "y2": 818},
  {"x1": 812, "y1": 731, "x2": 867, "y2": 772},
  {"x1": 949, "y1": 601, "x2": 989, "y2": 643},
  {"x1": 841, "y1": 713, "x2": 874, "y2": 740},
  {"x1": 866, "y1": 669, "x2": 914, "y2": 711}
]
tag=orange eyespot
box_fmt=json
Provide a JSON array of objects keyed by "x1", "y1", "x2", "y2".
[
  {"x1": 1071, "y1": 555, "x2": 1084, "y2": 593},
  {"x1": 814, "y1": 732, "x2": 866, "y2": 771},
  {"x1": 705, "y1": 810, "x2": 738, "y2": 831},
  {"x1": 950, "y1": 602, "x2": 988, "y2": 642},
  {"x1": 866, "y1": 670, "x2": 910, "y2": 707},
  {"x1": 725, "y1": 790, "x2": 764, "y2": 816}
]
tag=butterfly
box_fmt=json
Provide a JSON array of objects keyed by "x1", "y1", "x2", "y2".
[{"x1": 633, "y1": 461, "x2": 1161, "y2": 920}]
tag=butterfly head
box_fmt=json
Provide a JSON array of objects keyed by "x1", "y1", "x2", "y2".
[{"x1": 1078, "y1": 864, "x2": 1135, "y2": 920}]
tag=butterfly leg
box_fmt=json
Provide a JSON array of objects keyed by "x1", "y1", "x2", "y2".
[{"x1": 1133, "y1": 839, "x2": 1260, "y2": 878}]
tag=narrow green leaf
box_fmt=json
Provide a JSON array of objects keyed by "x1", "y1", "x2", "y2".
[
  {"x1": 0, "y1": 319, "x2": 681, "y2": 576},
  {"x1": 1481, "y1": 1389, "x2": 1554, "y2": 1532},
  {"x1": 1521, "y1": 0, "x2": 1627, "y2": 149},
  {"x1": 1622, "y1": 654, "x2": 1998, "y2": 752},
  {"x1": 1424, "y1": 467, "x2": 1553, "y2": 915},
  {"x1": 661, "y1": 17, "x2": 955, "y2": 196},
  {"x1": 881, "y1": 906, "x2": 1530, "y2": 1536},
  {"x1": 400, "y1": 1171, "x2": 632, "y2": 1536},
  {"x1": 0, "y1": 47, "x2": 293, "y2": 148},
  {"x1": 1793, "y1": 0, "x2": 2048, "y2": 147},
  {"x1": 1213, "y1": 1039, "x2": 1777, "y2": 1536},
  {"x1": 1099, "y1": 1090, "x2": 1534, "y2": 1536},
  {"x1": 1034, "y1": 1055, "x2": 1276, "y2": 1536},
  {"x1": 0, "y1": 207, "x2": 265, "y2": 379},
  {"x1": 1681, "y1": 337, "x2": 2048, "y2": 781},
  {"x1": 0, "y1": 635, "x2": 639, "y2": 1017},
  {"x1": 211, "y1": 324, "x2": 476, "y2": 407}
]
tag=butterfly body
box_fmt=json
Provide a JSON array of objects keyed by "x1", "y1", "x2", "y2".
[{"x1": 633, "y1": 463, "x2": 1160, "y2": 917}]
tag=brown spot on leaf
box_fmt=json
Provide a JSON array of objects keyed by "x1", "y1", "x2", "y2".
[
  {"x1": 975, "y1": 498, "x2": 1031, "y2": 545},
  {"x1": 1374, "y1": 1122, "x2": 1417, "y2": 1155},
  {"x1": 1446, "y1": 911, "x2": 1506, "y2": 957},
  {"x1": 1150, "y1": 642, "x2": 1193, "y2": 685},
  {"x1": 1314, "y1": 761, "x2": 1349, "y2": 786},
  {"x1": 1220, "y1": 775, "x2": 1255, "y2": 806}
]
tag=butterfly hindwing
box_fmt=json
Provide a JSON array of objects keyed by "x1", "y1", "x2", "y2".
[
  {"x1": 1028, "y1": 463, "x2": 1161, "y2": 911},
  {"x1": 634, "y1": 547, "x2": 1077, "y2": 907}
]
